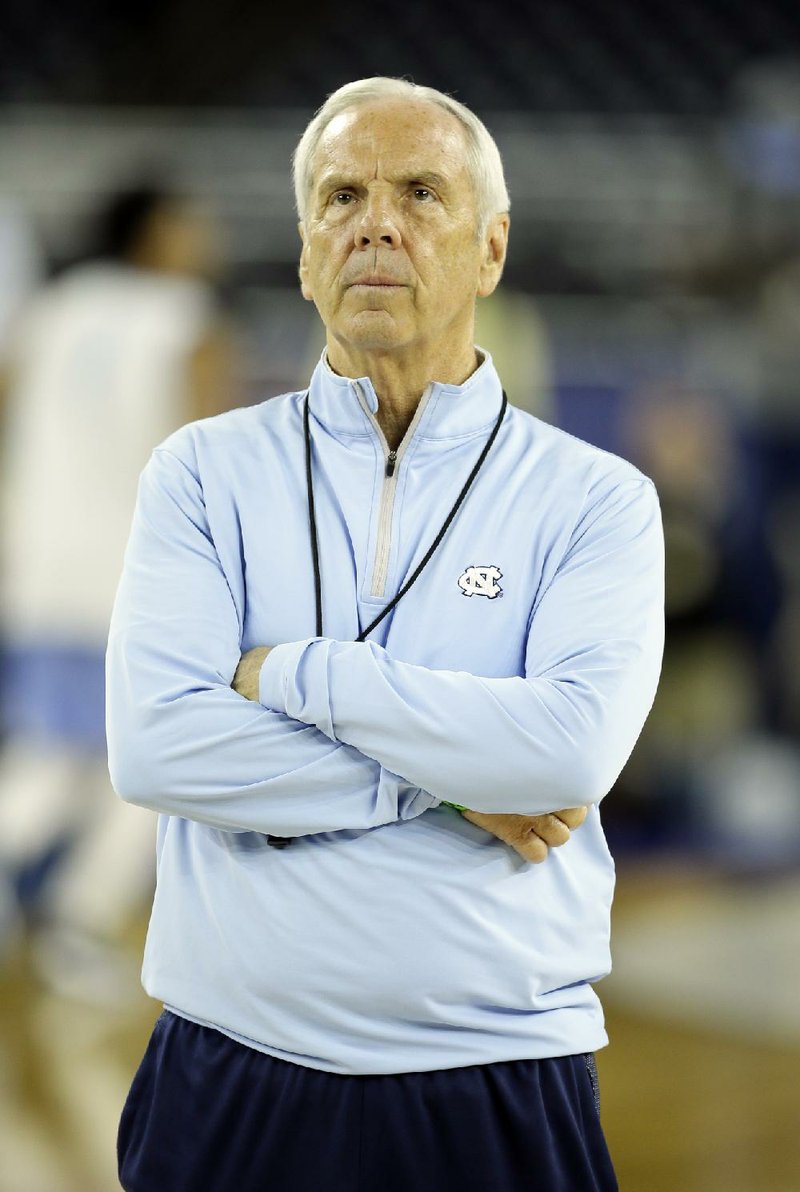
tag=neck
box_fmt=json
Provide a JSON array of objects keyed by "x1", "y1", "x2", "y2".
[{"x1": 326, "y1": 340, "x2": 480, "y2": 451}]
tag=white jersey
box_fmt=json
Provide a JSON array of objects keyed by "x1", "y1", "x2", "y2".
[{"x1": 0, "y1": 262, "x2": 214, "y2": 645}]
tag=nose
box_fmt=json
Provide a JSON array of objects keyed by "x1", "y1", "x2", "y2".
[{"x1": 354, "y1": 194, "x2": 401, "y2": 250}]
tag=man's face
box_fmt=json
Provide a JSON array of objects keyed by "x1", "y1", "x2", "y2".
[{"x1": 299, "y1": 98, "x2": 507, "y2": 366}]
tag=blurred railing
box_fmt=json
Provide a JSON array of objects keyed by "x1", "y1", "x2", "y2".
[{"x1": 0, "y1": 107, "x2": 744, "y2": 285}]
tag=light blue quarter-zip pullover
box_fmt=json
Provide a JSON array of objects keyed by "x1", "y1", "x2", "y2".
[{"x1": 106, "y1": 350, "x2": 664, "y2": 1075}]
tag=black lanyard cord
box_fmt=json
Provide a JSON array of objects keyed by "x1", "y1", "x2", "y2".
[
  {"x1": 303, "y1": 394, "x2": 324, "y2": 638},
  {"x1": 355, "y1": 393, "x2": 507, "y2": 640},
  {"x1": 304, "y1": 389, "x2": 508, "y2": 643},
  {"x1": 269, "y1": 387, "x2": 507, "y2": 850}
]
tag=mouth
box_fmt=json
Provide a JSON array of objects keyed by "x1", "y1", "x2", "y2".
[{"x1": 348, "y1": 278, "x2": 406, "y2": 288}]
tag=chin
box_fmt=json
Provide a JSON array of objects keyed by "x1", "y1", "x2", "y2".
[{"x1": 338, "y1": 314, "x2": 409, "y2": 351}]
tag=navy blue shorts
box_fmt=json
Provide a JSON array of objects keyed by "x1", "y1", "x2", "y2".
[{"x1": 119, "y1": 1011, "x2": 618, "y2": 1192}]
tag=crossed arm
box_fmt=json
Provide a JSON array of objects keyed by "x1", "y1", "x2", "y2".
[
  {"x1": 232, "y1": 645, "x2": 588, "y2": 863},
  {"x1": 107, "y1": 446, "x2": 664, "y2": 851}
]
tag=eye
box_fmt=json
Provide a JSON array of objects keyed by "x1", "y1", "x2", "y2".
[
  {"x1": 412, "y1": 187, "x2": 434, "y2": 202},
  {"x1": 331, "y1": 191, "x2": 355, "y2": 206}
]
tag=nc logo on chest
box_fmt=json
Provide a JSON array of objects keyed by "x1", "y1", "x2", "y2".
[{"x1": 457, "y1": 565, "x2": 504, "y2": 599}]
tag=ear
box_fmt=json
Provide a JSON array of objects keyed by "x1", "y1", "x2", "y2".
[
  {"x1": 298, "y1": 223, "x2": 313, "y2": 302},
  {"x1": 477, "y1": 214, "x2": 510, "y2": 298}
]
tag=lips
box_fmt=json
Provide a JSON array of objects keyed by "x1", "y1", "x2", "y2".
[{"x1": 349, "y1": 277, "x2": 405, "y2": 287}]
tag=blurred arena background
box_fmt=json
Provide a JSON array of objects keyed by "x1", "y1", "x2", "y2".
[{"x1": 1, "y1": 1, "x2": 799, "y2": 1188}]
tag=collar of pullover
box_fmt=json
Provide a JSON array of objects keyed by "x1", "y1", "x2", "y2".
[{"x1": 306, "y1": 348, "x2": 505, "y2": 442}]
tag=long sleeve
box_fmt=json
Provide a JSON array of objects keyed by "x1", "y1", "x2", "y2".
[
  {"x1": 259, "y1": 478, "x2": 665, "y2": 815},
  {"x1": 105, "y1": 446, "x2": 436, "y2": 835}
]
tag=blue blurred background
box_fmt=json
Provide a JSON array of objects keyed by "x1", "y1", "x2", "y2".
[{"x1": 0, "y1": 2, "x2": 798, "y2": 1188}]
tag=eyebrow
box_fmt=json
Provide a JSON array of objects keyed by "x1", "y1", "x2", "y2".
[
  {"x1": 404, "y1": 172, "x2": 449, "y2": 191},
  {"x1": 316, "y1": 171, "x2": 451, "y2": 195}
]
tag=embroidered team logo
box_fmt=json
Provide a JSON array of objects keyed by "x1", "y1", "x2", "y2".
[{"x1": 458, "y1": 565, "x2": 503, "y2": 599}]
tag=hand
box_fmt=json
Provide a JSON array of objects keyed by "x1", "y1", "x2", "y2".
[
  {"x1": 460, "y1": 805, "x2": 589, "y2": 863},
  {"x1": 232, "y1": 646, "x2": 273, "y2": 701}
]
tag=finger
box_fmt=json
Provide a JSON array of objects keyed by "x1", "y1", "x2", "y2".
[
  {"x1": 529, "y1": 814, "x2": 571, "y2": 847},
  {"x1": 553, "y1": 806, "x2": 589, "y2": 830},
  {"x1": 512, "y1": 834, "x2": 549, "y2": 864}
]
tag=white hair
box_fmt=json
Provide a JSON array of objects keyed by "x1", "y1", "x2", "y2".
[{"x1": 292, "y1": 77, "x2": 510, "y2": 236}]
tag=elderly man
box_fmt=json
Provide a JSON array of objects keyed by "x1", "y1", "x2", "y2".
[{"x1": 109, "y1": 77, "x2": 663, "y2": 1192}]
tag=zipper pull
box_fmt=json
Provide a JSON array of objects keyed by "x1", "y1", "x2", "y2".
[{"x1": 386, "y1": 450, "x2": 397, "y2": 478}]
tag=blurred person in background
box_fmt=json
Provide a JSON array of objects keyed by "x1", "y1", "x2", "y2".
[
  {"x1": 0, "y1": 182, "x2": 237, "y2": 1001},
  {"x1": 107, "y1": 78, "x2": 663, "y2": 1191},
  {"x1": 0, "y1": 196, "x2": 44, "y2": 366},
  {"x1": 0, "y1": 197, "x2": 44, "y2": 945},
  {"x1": 615, "y1": 380, "x2": 800, "y2": 869}
]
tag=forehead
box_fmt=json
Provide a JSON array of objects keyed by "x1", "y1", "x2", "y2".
[{"x1": 312, "y1": 99, "x2": 470, "y2": 187}]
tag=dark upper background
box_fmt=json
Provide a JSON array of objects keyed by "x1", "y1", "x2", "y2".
[{"x1": 2, "y1": 0, "x2": 799, "y2": 114}]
